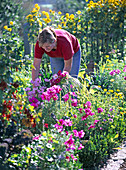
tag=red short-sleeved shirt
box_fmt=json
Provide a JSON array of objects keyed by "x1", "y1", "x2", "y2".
[{"x1": 34, "y1": 29, "x2": 80, "y2": 60}]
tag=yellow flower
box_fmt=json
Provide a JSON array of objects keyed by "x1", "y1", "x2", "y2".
[
  {"x1": 70, "y1": 14, "x2": 74, "y2": 20},
  {"x1": 77, "y1": 10, "x2": 81, "y2": 14},
  {"x1": 105, "y1": 55, "x2": 109, "y2": 58},
  {"x1": 31, "y1": 8, "x2": 38, "y2": 13},
  {"x1": 35, "y1": 3, "x2": 39, "y2": 8},
  {"x1": 8, "y1": 28, "x2": 12, "y2": 32},
  {"x1": 57, "y1": 25, "x2": 62, "y2": 29},
  {"x1": 26, "y1": 14, "x2": 33, "y2": 19},
  {"x1": 49, "y1": 9, "x2": 52, "y2": 13},
  {"x1": 104, "y1": 89, "x2": 107, "y2": 92},
  {"x1": 109, "y1": 89, "x2": 114, "y2": 93},
  {"x1": 10, "y1": 21, "x2": 13, "y2": 25},
  {"x1": 4, "y1": 25, "x2": 8, "y2": 30},
  {"x1": 66, "y1": 13, "x2": 69, "y2": 19},
  {"x1": 110, "y1": 79, "x2": 115, "y2": 82},
  {"x1": 58, "y1": 11, "x2": 62, "y2": 15}
]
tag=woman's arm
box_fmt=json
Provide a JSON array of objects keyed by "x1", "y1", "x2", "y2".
[
  {"x1": 32, "y1": 58, "x2": 42, "y2": 81},
  {"x1": 63, "y1": 58, "x2": 73, "y2": 73}
]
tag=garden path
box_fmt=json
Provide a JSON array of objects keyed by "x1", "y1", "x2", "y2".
[{"x1": 101, "y1": 141, "x2": 126, "y2": 170}]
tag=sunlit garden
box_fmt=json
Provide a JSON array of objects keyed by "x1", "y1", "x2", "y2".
[{"x1": 0, "y1": 0, "x2": 126, "y2": 169}]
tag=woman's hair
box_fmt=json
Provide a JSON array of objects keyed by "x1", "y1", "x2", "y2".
[{"x1": 38, "y1": 27, "x2": 57, "y2": 47}]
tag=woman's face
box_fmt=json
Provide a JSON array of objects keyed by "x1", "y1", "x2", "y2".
[{"x1": 42, "y1": 41, "x2": 56, "y2": 52}]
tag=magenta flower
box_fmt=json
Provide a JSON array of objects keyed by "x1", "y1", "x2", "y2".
[
  {"x1": 71, "y1": 98, "x2": 77, "y2": 107},
  {"x1": 71, "y1": 154, "x2": 77, "y2": 161},
  {"x1": 59, "y1": 119, "x2": 64, "y2": 125},
  {"x1": 65, "y1": 131, "x2": 69, "y2": 136},
  {"x1": 62, "y1": 93, "x2": 69, "y2": 102},
  {"x1": 52, "y1": 94, "x2": 58, "y2": 101},
  {"x1": 109, "y1": 70, "x2": 115, "y2": 76},
  {"x1": 115, "y1": 69, "x2": 121, "y2": 74},
  {"x1": 53, "y1": 85, "x2": 62, "y2": 93},
  {"x1": 97, "y1": 107, "x2": 104, "y2": 113},
  {"x1": 64, "y1": 119, "x2": 73, "y2": 126},
  {"x1": 29, "y1": 97, "x2": 39, "y2": 108},
  {"x1": 64, "y1": 135, "x2": 74, "y2": 147},
  {"x1": 81, "y1": 114, "x2": 88, "y2": 121},
  {"x1": 55, "y1": 123, "x2": 63, "y2": 131},
  {"x1": 94, "y1": 119, "x2": 100, "y2": 125},
  {"x1": 124, "y1": 77, "x2": 126, "y2": 80},
  {"x1": 73, "y1": 130, "x2": 78, "y2": 137},
  {"x1": 88, "y1": 124, "x2": 95, "y2": 130},
  {"x1": 79, "y1": 108, "x2": 83, "y2": 113},
  {"x1": 73, "y1": 114, "x2": 77, "y2": 118},
  {"x1": 29, "y1": 96, "x2": 38, "y2": 103},
  {"x1": 123, "y1": 66, "x2": 126, "y2": 72},
  {"x1": 78, "y1": 144, "x2": 84, "y2": 150},
  {"x1": 109, "y1": 108, "x2": 113, "y2": 111},
  {"x1": 33, "y1": 135, "x2": 41, "y2": 140},
  {"x1": 85, "y1": 101, "x2": 91, "y2": 107},
  {"x1": 78, "y1": 130, "x2": 85, "y2": 138}
]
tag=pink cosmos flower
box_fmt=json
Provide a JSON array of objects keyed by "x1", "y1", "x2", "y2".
[
  {"x1": 59, "y1": 119, "x2": 64, "y2": 125},
  {"x1": 79, "y1": 108, "x2": 83, "y2": 113},
  {"x1": 55, "y1": 123, "x2": 63, "y2": 132},
  {"x1": 53, "y1": 85, "x2": 62, "y2": 93},
  {"x1": 52, "y1": 94, "x2": 58, "y2": 101},
  {"x1": 85, "y1": 101, "x2": 91, "y2": 107},
  {"x1": 73, "y1": 130, "x2": 78, "y2": 137},
  {"x1": 81, "y1": 114, "x2": 89, "y2": 121},
  {"x1": 65, "y1": 131, "x2": 69, "y2": 136},
  {"x1": 71, "y1": 98, "x2": 77, "y2": 107},
  {"x1": 64, "y1": 135, "x2": 74, "y2": 147},
  {"x1": 78, "y1": 144, "x2": 84, "y2": 150},
  {"x1": 123, "y1": 66, "x2": 126, "y2": 72},
  {"x1": 33, "y1": 135, "x2": 41, "y2": 140},
  {"x1": 94, "y1": 120, "x2": 100, "y2": 125},
  {"x1": 62, "y1": 93, "x2": 69, "y2": 102},
  {"x1": 71, "y1": 154, "x2": 77, "y2": 161},
  {"x1": 64, "y1": 119, "x2": 73, "y2": 126},
  {"x1": 73, "y1": 114, "x2": 77, "y2": 118},
  {"x1": 97, "y1": 107, "x2": 104, "y2": 113},
  {"x1": 115, "y1": 69, "x2": 121, "y2": 74},
  {"x1": 109, "y1": 70, "x2": 115, "y2": 76},
  {"x1": 78, "y1": 130, "x2": 85, "y2": 138},
  {"x1": 88, "y1": 124, "x2": 95, "y2": 130}
]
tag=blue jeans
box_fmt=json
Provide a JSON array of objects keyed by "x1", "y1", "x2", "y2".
[{"x1": 50, "y1": 48, "x2": 81, "y2": 78}]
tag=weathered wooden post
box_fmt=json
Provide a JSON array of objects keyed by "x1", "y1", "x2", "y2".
[{"x1": 23, "y1": 22, "x2": 31, "y2": 55}]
